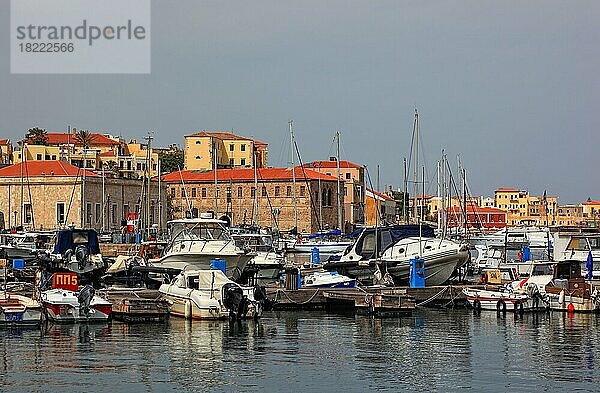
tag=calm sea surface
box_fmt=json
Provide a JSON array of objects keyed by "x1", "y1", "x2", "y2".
[{"x1": 1, "y1": 309, "x2": 599, "y2": 392}]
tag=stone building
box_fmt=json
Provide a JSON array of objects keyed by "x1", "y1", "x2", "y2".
[
  {"x1": 302, "y1": 159, "x2": 365, "y2": 226},
  {"x1": 0, "y1": 139, "x2": 13, "y2": 164},
  {"x1": 161, "y1": 167, "x2": 340, "y2": 233},
  {"x1": 0, "y1": 161, "x2": 166, "y2": 232},
  {"x1": 183, "y1": 131, "x2": 268, "y2": 171}
]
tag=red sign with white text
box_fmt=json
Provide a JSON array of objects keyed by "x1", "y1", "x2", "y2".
[{"x1": 52, "y1": 272, "x2": 79, "y2": 291}]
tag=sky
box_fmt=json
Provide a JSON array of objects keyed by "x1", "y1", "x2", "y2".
[{"x1": 0, "y1": 0, "x2": 598, "y2": 204}]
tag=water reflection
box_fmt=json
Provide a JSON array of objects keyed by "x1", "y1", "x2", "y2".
[{"x1": 0, "y1": 311, "x2": 599, "y2": 392}]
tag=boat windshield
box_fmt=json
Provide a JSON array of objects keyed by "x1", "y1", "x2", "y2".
[
  {"x1": 168, "y1": 221, "x2": 228, "y2": 242},
  {"x1": 531, "y1": 264, "x2": 554, "y2": 276},
  {"x1": 567, "y1": 237, "x2": 589, "y2": 251}
]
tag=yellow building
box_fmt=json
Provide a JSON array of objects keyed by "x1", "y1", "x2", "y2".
[
  {"x1": 494, "y1": 188, "x2": 558, "y2": 226},
  {"x1": 184, "y1": 131, "x2": 268, "y2": 171},
  {"x1": 13, "y1": 144, "x2": 61, "y2": 163}
]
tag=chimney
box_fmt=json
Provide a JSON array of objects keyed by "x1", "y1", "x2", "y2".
[{"x1": 329, "y1": 156, "x2": 337, "y2": 162}]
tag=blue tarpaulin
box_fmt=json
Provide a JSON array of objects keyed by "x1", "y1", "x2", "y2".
[{"x1": 586, "y1": 251, "x2": 594, "y2": 279}]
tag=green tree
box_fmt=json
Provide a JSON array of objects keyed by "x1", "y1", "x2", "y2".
[
  {"x1": 74, "y1": 129, "x2": 96, "y2": 149},
  {"x1": 159, "y1": 150, "x2": 184, "y2": 173},
  {"x1": 25, "y1": 127, "x2": 48, "y2": 145},
  {"x1": 392, "y1": 190, "x2": 409, "y2": 219}
]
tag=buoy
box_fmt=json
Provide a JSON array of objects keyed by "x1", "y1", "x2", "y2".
[
  {"x1": 567, "y1": 303, "x2": 575, "y2": 313},
  {"x1": 184, "y1": 300, "x2": 192, "y2": 319},
  {"x1": 558, "y1": 289, "x2": 565, "y2": 305}
]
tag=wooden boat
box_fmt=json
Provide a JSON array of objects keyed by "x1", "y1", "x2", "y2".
[
  {"x1": 543, "y1": 260, "x2": 600, "y2": 312},
  {"x1": 0, "y1": 292, "x2": 42, "y2": 326}
]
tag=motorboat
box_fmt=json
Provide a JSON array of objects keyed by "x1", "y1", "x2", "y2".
[
  {"x1": 323, "y1": 224, "x2": 435, "y2": 282},
  {"x1": 149, "y1": 216, "x2": 255, "y2": 282},
  {"x1": 375, "y1": 237, "x2": 470, "y2": 286},
  {"x1": 38, "y1": 228, "x2": 107, "y2": 280},
  {"x1": 542, "y1": 260, "x2": 600, "y2": 312},
  {"x1": 159, "y1": 269, "x2": 264, "y2": 320},
  {"x1": 463, "y1": 287, "x2": 532, "y2": 312},
  {"x1": 553, "y1": 231, "x2": 600, "y2": 279},
  {"x1": 0, "y1": 292, "x2": 42, "y2": 326},
  {"x1": 469, "y1": 226, "x2": 552, "y2": 249},
  {"x1": 40, "y1": 271, "x2": 112, "y2": 322},
  {"x1": 0, "y1": 231, "x2": 53, "y2": 262},
  {"x1": 301, "y1": 271, "x2": 356, "y2": 288},
  {"x1": 293, "y1": 229, "x2": 353, "y2": 253},
  {"x1": 232, "y1": 232, "x2": 285, "y2": 285}
]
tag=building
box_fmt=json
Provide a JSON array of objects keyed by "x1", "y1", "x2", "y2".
[
  {"x1": 303, "y1": 158, "x2": 365, "y2": 226},
  {"x1": 0, "y1": 161, "x2": 165, "y2": 231},
  {"x1": 446, "y1": 206, "x2": 506, "y2": 230},
  {"x1": 365, "y1": 188, "x2": 397, "y2": 226},
  {"x1": 581, "y1": 200, "x2": 600, "y2": 226},
  {"x1": 494, "y1": 188, "x2": 557, "y2": 226},
  {"x1": 556, "y1": 205, "x2": 584, "y2": 227},
  {"x1": 0, "y1": 139, "x2": 13, "y2": 164},
  {"x1": 161, "y1": 167, "x2": 340, "y2": 233},
  {"x1": 183, "y1": 131, "x2": 268, "y2": 171},
  {"x1": 15, "y1": 132, "x2": 160, "y2": 179}
]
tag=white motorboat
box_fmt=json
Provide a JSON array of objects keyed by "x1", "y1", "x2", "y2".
[
  {"x1": 149, "y1": 216, "x2": 255, "y2": 282},
  {"x1": 159, "y1": 269, "x2": 264, "y2": 320},
  {"x1": 0, "y1": 292, "x2": 42, "y2": 326},
  {"x1": 302, "y1": 271, "x2": 356, "y2": 288},
  {"x1": 232, "y1": 233, "x2": 285, "y2": 284},
  {"x1": 553, "y1": 231, "x2": 600, "y2": 279},
  {"x1": 541, "y1": 260, "x2": 600, "y2": 312},
  {"x1": 463, "y1": 285, "x2": 543, "y2": 312},
  {"x1": 41, "y1": 285, "x2": 112, "y2": 322}
]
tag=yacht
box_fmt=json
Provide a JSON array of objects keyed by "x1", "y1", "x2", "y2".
[
  {"x1": 553, "y1": 231, "x2": 600, "y2": 278},
  {"x1": 149, "y1": 216, "x2": 255, "y2": 282},
  {"x1": 232, "y1": 232, "x2": 285, "y2": 285}
]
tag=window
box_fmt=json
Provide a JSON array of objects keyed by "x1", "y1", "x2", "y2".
[
  {"x1": 286, "y1": 186, "x2": 292, "y2": 197},
  {"x1": 36, "y1": 154, "x2": 42, "y2": 160},
  {"x1": 112, "y1": 204, "x2": 117, "y2": 224},
  {"x1": 227, "y1": 187, "x2": 232, "y2": 202},
  {"x1": 191, "y1": 188, "x2": 197, "y2": 198},
  {"x1": 240, "y1": 158, "x2": 246, "y2": 166},
  {"x1": 229, "y1": 158, "x2": 234, "y2": 167},
  {"x1": 196, "y1": 140, "x2": 201, "y2": 144},
  {"x1": 262, "y1": 186, "x2": 267, "y2": 197},
  {"x1": 241, "y1": 144, "x2": 246, "y2": 152},
  {"x1": 137, "y1": 163, "x2": 141, "y2": 170},
  {"x1": 23, "y1": 203, "x2": 32, "y2": 223},
  {"x1": 201, "y1": 188, "x2": 207, "y2": 198},
  {"x1": 230, "y1": 144, "x2": 234, "y2": 151},
  {"x1": 45, "y1": 155, "x2": 50, "y2": 160},
  {"x1": 275, "y1": 186, "x2": 280, "y2": 196},
  {"x1": 124, "y1": 204, "x2": 129, "y2": 215},
  {"x1": 344, "y1": 186, "x2": 347, "y2": 196},
  {"x1": 345, "y1": 172, "x2": 351, "y2": 180},
  {"x1": 170, "y1": 188, "x2": 175, "y2": 198},
  {"x1": 86, "y1": 203, "x2": 92, "y2": 224},
  {"x1": 238, "y1": 186, "x2": 243, "y2": 198},
  {"x1": 56, "y1": 202, "x2": 65, "y2": 224},
  {"x1": 52, "y1": 155, "x2": 56, "y2": 160},
  {"x1": 300, "y1": 186, "x2": 305, "y2": 196},
  {"x1": 251, "y1": 187, "x2": 256, "y2": 197}
]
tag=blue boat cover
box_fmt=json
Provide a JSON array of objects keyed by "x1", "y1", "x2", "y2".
[{"x1": 53, "y1": 229, "x2": 101, "y2": 255}]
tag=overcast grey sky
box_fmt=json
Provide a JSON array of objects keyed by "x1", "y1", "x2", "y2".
[{"x1": 1, "y1": 1, "x2": 598, "y2": 203}]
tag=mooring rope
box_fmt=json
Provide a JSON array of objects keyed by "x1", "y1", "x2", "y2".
[
  {"x1": 274, "y1": 288, "x2": 321, "y2": 305},
  {"x1": 415, "y1": 286, "x2": 449, "y2": 307}
]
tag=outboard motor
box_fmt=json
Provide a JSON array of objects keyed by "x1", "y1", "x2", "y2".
[
  {"x1": 222, "y1": 283, "x2": 249, "y2": 320},
  {"x1": 75, "y1": 245, "x2": 89, "y2": 270},
  {"x1": 78, "y1": 285, "x2": 95, "y2": 315}
]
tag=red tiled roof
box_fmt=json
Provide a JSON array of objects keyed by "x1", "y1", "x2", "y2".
[
  {"x1": 161, "y1": 167, "x2": 338, "y2": 183},
  {"x1": 303, "y1": 160, "x2": 362, "y2": 169},
  {"x1": 98, "y1": 151, "x2": 116, "y2": 157},
  {"x1": 0, "y1": 139, "x2": 10, "y2": 145},
  {"x1": 495, "y1": 187, "x2": 519, "y2": 192},
  {"x1": 0, "y1": 161, "x2": 98, "y2": 178},
  {"x1": 416, "y1": 194, "x2": 434, "y2": 200},
  {"x1": 187, "y1": 131, "x2": 267, "y2": 146},
  {"x1": 366, "y1": 188, "x2": 395, "y2": 201},
  {"x1": 582, "y1": 200, "x2": 600, "y2": 205},
  {"x1": 25, "y1": 133, "x2": 119, "y2": 146}
]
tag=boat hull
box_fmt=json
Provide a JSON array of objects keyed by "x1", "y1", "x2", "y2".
[
  {"x1": 152, "y1": 252, "x2": 254, "y2": 282},
  {"x1": 0, "y1": 294, "x2": 42, "y2": 326},
  {"x1": 463, "y1": 288, "x2": 541, "y2": 311}
]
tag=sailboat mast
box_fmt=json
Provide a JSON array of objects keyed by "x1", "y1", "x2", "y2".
[
  {"x1": 336, "y1": 131, "x2": 342, "y2": 231},
  {"x1": 102, "y1": 165, "x2": 105, "y2": 232},
  {"x1": 437, "y1": 160, "x2": 441, "y2": 231},
  {"x1": 412, "y1": 110, "x2": 419, "y2": 223},
  {"x1": 253, "y1": 145, "x2": 258, "y2": 225},
  {"x1": 213, "y1": 141, "x2": 218, "y2": 216},
  {"x1": 403, "y1": 157, "x2": 408, "y2": 224},
  {"x1": 289, "y1": 120, "x2": 298, "y2": 230},
  {"x1": 146, "y1": 133, "x2": 153, "y2": 238},
  {"x1": 318, "y1": 162, "x2": 323, "y2": 229}
]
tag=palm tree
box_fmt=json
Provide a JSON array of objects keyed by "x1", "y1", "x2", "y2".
[
  {"x1": 74, "y1": 129, "x2": 96, "y2": 149},
  {"x1": 24, "y1": 127, "x2": 48, "y2": 145}
]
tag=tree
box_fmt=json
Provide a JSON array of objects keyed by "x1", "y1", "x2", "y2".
[
  {"x1": 25, "y1": 127, "x2": 48, "y2": 145},
  {"x1": 74, "y1": 129, "x2": 96, "y2": 149},
  {"x1": 159, "y1": 150, "x2": 184, "y2": 173},
  {"x1": 102, "y1": 160, "x2": 118, "y2": 174},
  {"x1": 391, "y1": 190, "x2": 409, "y2": 220}
]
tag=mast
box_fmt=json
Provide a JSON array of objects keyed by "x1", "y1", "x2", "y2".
[
  {"x1": 336, "y1": 131, "x2": 342, "y2": 230},
  {"x1": 419, "y1": 165, "x2": 424, "y2": 257},
  {"x1": 377, "y1": 164, "x2": 380, "y2": 223},
  {"x1": 81, "y1": 160, "x2": 86, "y2": 227},
  {"x1": 253, "y1": 145, "x2": 258, "y2": 225},
  {"x1": 318, "y1": 162, "x2": 323, "y2": 229},
  {"x1": 462, "y1": 167, "x2": 467, "y2": 237},
  {"x1": 403, "y1": 157, "x2": 408, "y2": 224},
  {"x1": 158, "y1": 159, "x2": 162, "y2": 234},
  {"x1": 102, "y1": 165, "x2": 106, "y2": 232},
  {"x1": 437, "y1": 160, "x2": 441, "y2": 231},
  {"x1": 145, "y1": 132, "x2": 153, "y2": 238},
  {"x1": 213, "y1": 141, "x2": 218, "y2": 216},
  {"x1": 20, "y1": 144, "x2": 25, "y2": 227},
  {"x1": 412, "y1": 110, "x2": 419, "y2": 223},
  {"x1": 440, "y1": 151, "x2": 447, "y2": 238},
  {"x1": 289, "y1": 120, "x2": 298, "y2": 231}
]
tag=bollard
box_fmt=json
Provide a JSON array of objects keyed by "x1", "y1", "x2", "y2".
[{"x1": 285, "y1": 267, "x2": 299, "y2": 290}]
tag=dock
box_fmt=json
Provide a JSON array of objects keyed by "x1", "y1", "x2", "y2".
[
  {"x1": 99, "y1": 288, "x2": 170, "y2": 323},
  {"x1": 266, "y1": 284, "x2": 475, "y2": 315}
]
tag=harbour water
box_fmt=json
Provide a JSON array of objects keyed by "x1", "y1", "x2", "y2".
[{"x1": 1, "y1": 310, "x2": 599, "y2": 392}]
